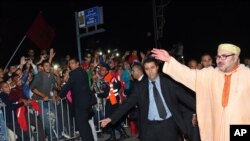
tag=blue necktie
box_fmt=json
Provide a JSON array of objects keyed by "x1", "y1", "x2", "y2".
[{"x1": 152, "y1": 81, "x2": 167, "y2": 119}]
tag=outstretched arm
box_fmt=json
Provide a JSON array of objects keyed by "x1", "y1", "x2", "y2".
[
  {"x1": 100, "y1": 83, "x2": 139, "y2": 127},
  {"x1": 152, "y1": 48, "x2": 198, "y2": 91}
]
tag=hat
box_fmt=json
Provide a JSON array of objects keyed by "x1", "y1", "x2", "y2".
[{"x1": 218, "y1": 43, "x2": 241, "y2": 55}]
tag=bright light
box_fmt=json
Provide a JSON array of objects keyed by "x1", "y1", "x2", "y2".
[
  {"x1": 99, "y1": 51, "x2": 103, "y2": 55},
  {"x1": 116, "y1": 53, "x2": 120, "y2": 57},
  {"x1": 107, "y1": 49, "x2": 111, "y2": 54},
  {"x1": 53, "y1": 64, "x2": 59, "y2": 69}
]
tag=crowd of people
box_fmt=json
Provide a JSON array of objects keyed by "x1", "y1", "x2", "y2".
[{"x1": 0, "y1": 43, "x2": 250, "y2": 141}]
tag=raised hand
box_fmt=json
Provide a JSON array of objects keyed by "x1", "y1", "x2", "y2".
[
  {"x1": 140, "y1": 51, "x2": 145, "y2": 59},
  {"x1": 151, "y1": 48, "x2": 171, "y2": 62},
  {"x1": 20, "y1": 56, "x2": 26, "y2": 65},
  {"x1": 49, "y1": 48, "x2": 56, "y2": 58}
]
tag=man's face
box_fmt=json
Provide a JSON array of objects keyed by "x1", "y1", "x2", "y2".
[
  {"x1": 144, "y1": 62, "x2": 158, "y2": 81},
  {"x1": 38, "y1": 65, "x2": 44, "y2": 72},
  {"x1": 43, "y1": 62, "x2": 51, "y2": 73},
  {"x1": 9, "y1": 66, "x2": 17, "y2": 73},
  {"x1": 216, "y1": 50, "x2": 238, "y2": 72},
  {"x1": 69, "y1": 60, "x2": 79, "y2": 70},
  {"x1": 132, "y1": 66, "x2": 140, "y2": 80},
  {"x1": 28, "y1": 49, "x2": 35, "y2": 56},
  {"x1": 188, "y1": 60, "x2": 198, "y2": 69},
  {"x1": 15, "y1": 69, "x2": 23, "y2": 78},
  {"x1": 124, "y1": 62, "x2": 130, "y2": 70},
  {"x1": 98, "y1": 67, "x2": 108, "y2": 77},
  {"x1": 201, "y1": 55, "x2": 213, "y2": 68},
  {"x1": 13, "y1": 76, "x2": 22, "y2": 86},
  {"x1": 244, "y1": 58, "x2": 250, "y2": 66},
  {"x1": 1, "y1": 83, "x2": 10, "y2": 94},
  {"x1": 117, "y1": 67, "x2": 123, "y2": 76}
]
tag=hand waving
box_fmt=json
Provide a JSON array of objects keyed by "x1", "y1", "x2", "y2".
[{"x1": 151, "y1": 48, "x2": 171, "y2": 62}]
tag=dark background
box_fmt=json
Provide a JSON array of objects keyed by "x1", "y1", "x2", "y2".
[{"x1": 1, "y1": 0, "x2": 250, "y2": 68}]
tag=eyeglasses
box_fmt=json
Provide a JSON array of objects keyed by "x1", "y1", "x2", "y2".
[{"x1": 215, "y1": 54, "x2": 235, "y2": 60}]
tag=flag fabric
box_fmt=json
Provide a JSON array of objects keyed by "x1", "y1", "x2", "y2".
[
  {"x1": 16, "y1": 106, "x2": 28, "y2": 131},
  {"x1": 30, "y1": 100, "x2": 41, "y2": 115},
  {"x1": 26, "y1": 13, "x2": 55, "y2": 50},
  {"x1": 16, "y1": 101, "x2": 41, "y2": 131}
]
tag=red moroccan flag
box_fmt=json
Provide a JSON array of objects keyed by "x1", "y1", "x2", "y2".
[{"x1": 26, "y1": 13, "x2": 55, "y2": 50}]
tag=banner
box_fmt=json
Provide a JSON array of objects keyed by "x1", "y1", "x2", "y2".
[{"x1": 26, "y1": 13, "x2": 55, "y2": 50}]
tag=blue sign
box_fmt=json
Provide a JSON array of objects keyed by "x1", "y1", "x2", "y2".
[
  {"x1": 84, "y1": 6, "x2": 101, "y2": 27},
  {"x1": 78, "y1": 6, "x2": 103, "y2": 28}
]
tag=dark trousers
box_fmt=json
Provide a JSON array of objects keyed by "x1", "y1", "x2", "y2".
[
  {"x1": 143, "y1": 117, "x2": 182, "y2": 141},
  {"x1": 75, "y1": 109, "x2": 94, "y2": 141},
  {"x1": 29, "y1": 112, "x2": 46, "y2": 141}
]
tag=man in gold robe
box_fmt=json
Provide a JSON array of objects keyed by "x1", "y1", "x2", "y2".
[{"x1": 151, "y1": 43, "x2": 250, "y2": 141}]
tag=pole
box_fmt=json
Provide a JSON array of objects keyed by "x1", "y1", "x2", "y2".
[
  {"x1": 4, "y1": 35, "x2": 27, "y2": 71},
  {"x1": 152, "y1": 0, "x2": 158, "y2": 48},
  {"x1": 74, "y1": 12, "x2": 82, "y2": 64}
]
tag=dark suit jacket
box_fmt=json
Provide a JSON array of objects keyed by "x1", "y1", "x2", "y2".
[
  {"x1": 110, "y1": 73, "x2": 195, "y2": 140},
  {"x1": 59, "y1": 67, "x2": 93, "y2": 112}
]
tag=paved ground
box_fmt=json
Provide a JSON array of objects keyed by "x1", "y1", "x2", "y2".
[
  {"x1": 97, "y1": 127, "x2": 139, "y2": 141},
  {"x1": 65, "y1": 127, "x2": 139, "y2": 141}
]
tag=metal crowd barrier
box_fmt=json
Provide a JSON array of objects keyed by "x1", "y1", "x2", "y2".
[
  {"x1": 0, "y1": 101, "x2": 8, "y2": 141},
  {"x1": 0, "y1": 96, "x2": 129, "y2": 141},
  {"x1": 0, "y1": 98, "x2": 79, "y2": 141}
]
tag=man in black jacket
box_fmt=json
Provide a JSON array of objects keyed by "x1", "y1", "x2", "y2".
[
  {"x1": 59, "y1": 58, "x2": 95, "y2": 141},
  {"x1": 101, "y1": 56, "x2": 197, "y2": 141},
  {"x1": 129, "y1": 62, "x2": 147, "y2": 139}
]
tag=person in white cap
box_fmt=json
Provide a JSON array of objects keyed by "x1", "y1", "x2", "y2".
[{"x1": 151, "y1": 43, "x2": 250, "y2": 141}]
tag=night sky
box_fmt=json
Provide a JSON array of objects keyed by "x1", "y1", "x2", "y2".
[{"x1": 1, "y1": 0, "x2": 250, "y2": 67}]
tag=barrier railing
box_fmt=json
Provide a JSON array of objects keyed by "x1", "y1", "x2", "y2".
[
  {"x1": 0, "y1": 96, "x2": 129, "y2": 141},
  {"x1": 0, "y1": 98, "x2": 79, "y2": 141}
]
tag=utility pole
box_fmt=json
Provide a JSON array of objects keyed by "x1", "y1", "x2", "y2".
[{"x1": 152, "y1": 0, "x2": 171, "y2": 48}]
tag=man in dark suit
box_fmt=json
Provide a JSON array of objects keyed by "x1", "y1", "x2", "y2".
[
  {"x1": 129, "y1": 62, "x2": 146, "y2": 139},
  {"x1": 101, "y1": 56, "x2": 197, "y2": 141},
  {"x1": 59, "y1": 58, "x2": 94, "y2": 141}
]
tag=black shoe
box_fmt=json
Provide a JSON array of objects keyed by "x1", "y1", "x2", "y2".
[{"x1": 118, "y1": 127, "x2": 129, "y2": 141}]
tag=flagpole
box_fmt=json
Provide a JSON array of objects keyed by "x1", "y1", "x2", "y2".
[
  {"x1": 4, "y1": 35, "x2": 27, "y2": 71},
  {"x1": 75, "y1": 12, "x2": 83, "y2": 64}
]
